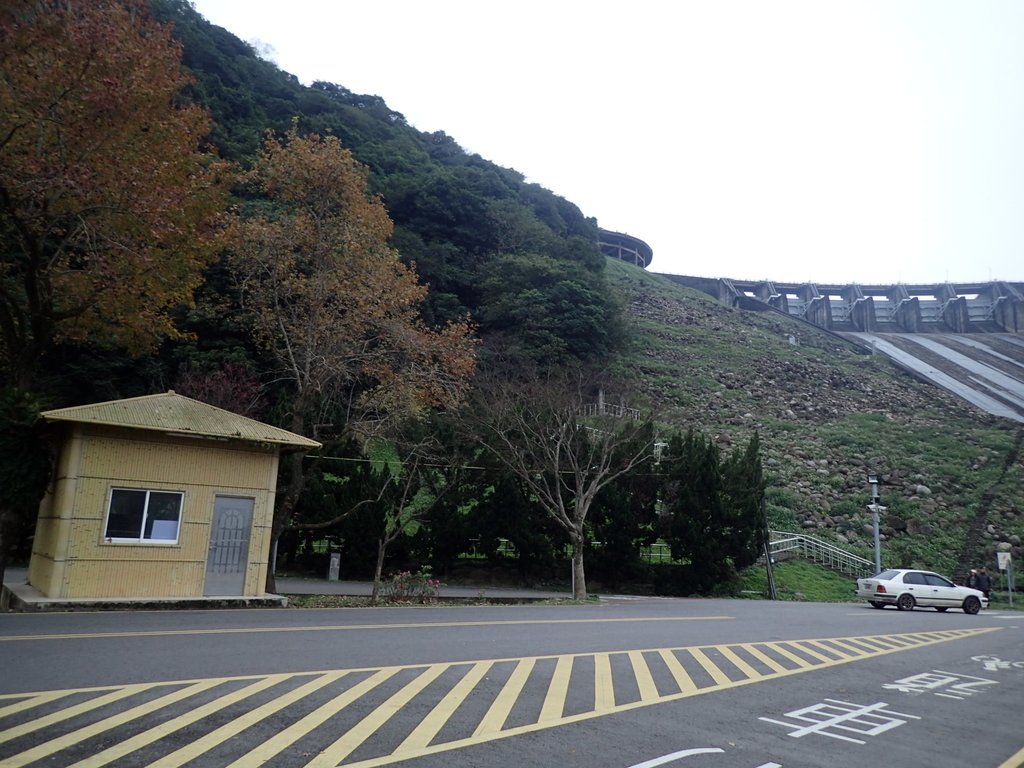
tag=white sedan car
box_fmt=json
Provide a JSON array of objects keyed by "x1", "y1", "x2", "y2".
[{"x1": 856, "y1": 568, "x2": 988, "y2": 614}]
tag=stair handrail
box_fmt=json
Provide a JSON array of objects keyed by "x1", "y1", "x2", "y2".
[{"x1": 766, "y1": 529, "x2": 875, "y2": 577}]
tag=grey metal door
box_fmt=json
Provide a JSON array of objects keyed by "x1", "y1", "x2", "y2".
[{"x1": 204, "y1": 496, "x2": 253, "y2": 596}]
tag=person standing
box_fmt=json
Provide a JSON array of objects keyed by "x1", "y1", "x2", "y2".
[
  {"x1": 975, "y1": 567, "x2": 992, "y2": 599},
  {"x1": 967, "y1": 569, "x2": 978, "y2": 589}
]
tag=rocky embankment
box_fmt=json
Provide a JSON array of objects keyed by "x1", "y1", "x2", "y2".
[{"x1": 615, "y1": 263, "x2": 1024, "y2": 573}]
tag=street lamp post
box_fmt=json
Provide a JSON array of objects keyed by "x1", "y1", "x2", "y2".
[{"x1": 867, "y1": 473, "x2": 884, "y2": 574}]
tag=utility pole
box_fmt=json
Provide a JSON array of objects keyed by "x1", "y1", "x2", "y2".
[
  {"x1": 762, "y1": 497, "x2": 777, "y2": 600},
  {"x1": 867, "y1": 473, "x2": 885, "y2": 574}
]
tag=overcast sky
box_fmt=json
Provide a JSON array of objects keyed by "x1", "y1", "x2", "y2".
[{"x1": 190, "y1": 1, "x2": 1024, "y2": 285}]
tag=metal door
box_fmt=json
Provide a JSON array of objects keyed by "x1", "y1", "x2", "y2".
[{"x1": 204, "y1": 496, "x2": 253, "y2": 596}]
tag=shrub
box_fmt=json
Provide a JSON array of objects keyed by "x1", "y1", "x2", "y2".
[{"x1": 383, "y1": 569, "x2": 442, "y2": 604}]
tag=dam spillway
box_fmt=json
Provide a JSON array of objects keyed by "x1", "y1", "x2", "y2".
[
  {"x1": 658, "y1": 274, "x2": 1024, "y2": 422},
  {"x1": 662, "y1": 276, "x2": 1024, "y2": 335}
]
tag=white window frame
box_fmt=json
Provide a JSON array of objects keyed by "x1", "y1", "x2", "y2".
[{"x1": 103, "y1": 488, "x2": 184, "y2": 545}]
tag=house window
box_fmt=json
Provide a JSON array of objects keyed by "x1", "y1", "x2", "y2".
[{"x1": 105, "y1": 489, "x2": 183, "y2": 543}]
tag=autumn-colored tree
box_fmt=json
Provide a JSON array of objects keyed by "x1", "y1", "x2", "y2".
[
  {"x1": 0, "y1": 0, "x2": 232, "y2": 390},
  {"x1": 230, "y1": 128, "x2": 476, "y2": 592}
]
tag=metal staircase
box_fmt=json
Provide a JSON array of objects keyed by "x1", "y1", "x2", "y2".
[{"x1": 766, "y1": 530, "x2": 875, "y2": 578}]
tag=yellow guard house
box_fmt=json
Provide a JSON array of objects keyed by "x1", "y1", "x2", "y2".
[{"x1": 28, "y1": 391, "x2": 320, "y2": 600}]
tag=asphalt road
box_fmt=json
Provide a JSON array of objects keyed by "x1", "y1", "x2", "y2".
[{"x1": 1, "y1": 597, "x2": 1021, "y2": 768}]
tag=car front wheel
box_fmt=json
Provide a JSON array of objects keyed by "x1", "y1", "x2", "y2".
[
  {"x1": 962, "y1": 596, "x2": 981, "y2": 615},
  {"x1": 896, "y1": 593, "x2": 915, "y2": 611}
]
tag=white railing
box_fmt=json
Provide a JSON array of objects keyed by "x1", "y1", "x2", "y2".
[
  {"x1": 580, "y1": 403, "x2": 642, "y2": 420},
  {"x1": 766, "y1": 530, "x2": 875, "y2": 577}
]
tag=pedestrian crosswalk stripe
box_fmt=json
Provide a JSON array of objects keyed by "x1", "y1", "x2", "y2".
[
  {"x1": 0, "y1": 683, "x2": 147, "y2": 746},
  {"x1": 762, "y1": 641, "x2": 813, "y2": 668},
  {"x1": 739, "y1": 643, "x2": 788, "y2": 675},
  {"x1": 628, "y1": 650, "x2": 660, "y2": 701},
  {"x1": 659, "y1": 647, "x2": 699, "y2": 694},
  {"x1": 9, "y1": 678, "x2": 225, "y2": 765},
  {"x1": 66, "y1": 674, "x2": 293, "y2": 768},
  {"x1": 540, "y1": 655, "x2": 573, "y2": 720},
  {"x1": 227, "y1": 668, "x2": 399, "y2": 768},
  {"x1": 161, "y1": 670, "x2": 351, "y2": 768},
  {"x1": 717, "y1": 645, "x2": 762, "y2": 680},
  {"x1": 398, "y1": 661, "x2": 490, "y2": 751},
  {"x1": 0, "y1": 627, "x2": 1000, "y2": 768},
  {"x1": 594, "y1": 653, "x2": 615, "y2": 710}
]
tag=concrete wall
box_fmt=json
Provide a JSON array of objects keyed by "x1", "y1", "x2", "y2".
[
  {"x1": 29, "y1": 424, "x2": 280, "y2": 599},
  {"x1": 661, "y1": 275, "x2": 1024, "y2": 334}
]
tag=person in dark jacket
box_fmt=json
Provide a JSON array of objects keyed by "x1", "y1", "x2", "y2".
[{"x1": 975, "y1": 568, "x2": 992, "y2": 599}]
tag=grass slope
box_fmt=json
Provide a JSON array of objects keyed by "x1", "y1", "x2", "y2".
[
  {"x1": 605, "y1": 258, "x2": 1024, "y2": 577},
  {"x1": 734, "y1": 560, "x2": 858, "y2": 602}
]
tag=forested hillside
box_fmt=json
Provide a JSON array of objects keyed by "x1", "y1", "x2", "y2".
[
  {"x1": 151, "y1": 0, "x2": 620, "y2": 357},
  {"x1": 2, "y1": 1, "x2": 1020, "y2": 599}
]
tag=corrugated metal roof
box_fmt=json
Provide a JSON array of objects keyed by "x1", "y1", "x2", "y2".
[{"x1": 42, "y1": 391, "x2": 322, "y2": 449}]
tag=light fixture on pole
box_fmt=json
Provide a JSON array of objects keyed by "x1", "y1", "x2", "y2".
[{"x1": 867, "y1": 473, "x2": 884, "y2": 574}]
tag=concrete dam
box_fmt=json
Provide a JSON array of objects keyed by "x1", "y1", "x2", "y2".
[
  {"x1": 595, "y1": 229, "x2": 1024, "y2": 423},
  {"x1": 658, "y1": 273, "x2": 1024, "y2": 423}
]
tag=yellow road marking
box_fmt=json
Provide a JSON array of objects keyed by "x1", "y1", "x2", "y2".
[
  {"x1": 309, "y1": 665, "x2": 449, "y2": 768},
  {"x1": 786, "y1": 641, "x2": 834, "y2": 664},
  {"x1": 398, "y1": 662, "x2": 493, "y2": 751},
  {"x1": 0, "y1": 615, "x2": 734, "y2": 643},
  {"x1": 0, "y1": 684, "x2": 151, "y2": 745},
  {"x1": 65, "y1": 674, "x2": 292, "y2": 768},
  {"x1": 628, "y1": 650, "x2": 660, "y2": 701},
  {"x1": 805, "y1": 639, "x2": 850, "y2": 660},
  {"x1": 738, "y1": 643, "x2": 789, "y2": 675},
  {"x1": 0, "y1": 690, "x2": 67, "y2": 720},
  {"x1": 2, "y1": 679, "x2": 222, "y2": 764},
  {"x1": 539, "y1": 655, "x2": 573, "y2": 721},
  {"x1": 146, "y1": 670, "x2": 351, "y2": 768},
  {"x1": 342, "y1": 628, "x2": 1003, "y2": 768},
  {"x1": 717, "y1": 646, "x2": 763, "y2": 680},
  {"x1": 827, "y1": 637, "x2": 876, "y2": 656},
  {"x1": 0, "y1": 627, "x2": 1002, "y2": 768},
  {"x1": 473, "y1": 658, "x2": 535, "y2": 736},
  {"x1": 594, "y1": 653, "x2": 615, "y2": 710},
  {"x1": 860, "y1": 634, "x2": 907, "y2": 651},
  {"x1": 997, "y1": 744, "x2": 1024, "y2": 768},
  {"x1": 226, "y1": 668, "x2": 399, "y2": 768},
  {"x1": 763, "y1": 641, "x2": 818, "y2": 668},
  {"x1": 659, "y1": 648, "x2": 698, "y2": 694},
  {"x1": 689, "y1": 648, "x2": 732, "y2": 686}
]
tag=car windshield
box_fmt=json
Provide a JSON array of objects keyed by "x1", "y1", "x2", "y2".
[{"x1": 874, "y1": 569, "x2": 900, "y2": 580}]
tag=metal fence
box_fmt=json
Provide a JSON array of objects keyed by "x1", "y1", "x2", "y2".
[
  {"x1": 766, "y1": 530, "x2": 875, "y2": 577},
  {"x1": 482, "y1": 534, "x2": 874, "y2": 575}
]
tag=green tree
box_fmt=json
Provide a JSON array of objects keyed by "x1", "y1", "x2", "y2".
[
  {"x1": 720, "y1": 432, "x2": 768, "y2": 572},
  {"x1": 475, "y1": 253, "x2": 620, "y2": 364},
  {"x1": 0, "y1": 389, "x2": 51, "y2": 595},
  {"x1": 471, "y1": 470, "x2": 561, "y2": 582},
  {"x1": 588, "y1": 422, "x2": 660, "y2": 587},
  {"x1": 662, "y1": 430, "x2": 767, "y2": 593}
]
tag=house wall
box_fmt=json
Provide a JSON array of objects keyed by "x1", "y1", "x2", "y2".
[{"x1": 29, "y1": 424, "x2": 280, "y2": 599}]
